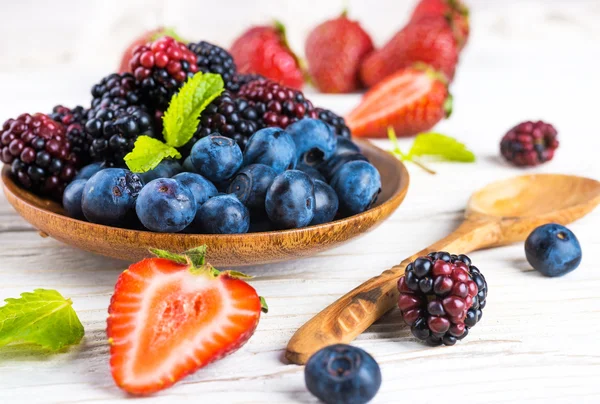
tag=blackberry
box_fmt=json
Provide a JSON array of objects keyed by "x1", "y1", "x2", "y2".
[
  {"x1": 181, "y1": 90, "x2": 262, "y2": 155},
  {"x1": 231, "y1": 73, "x2": 264, "y2": 91},
  {"x1": 397, "y1": 252, "x2": 487, "y2": 346},
  {"x1": 0, "y1": 113, "x2": 78, "y2": 199},
  {"x1": 84, "y1": 106, "x2": 155, "y2": 166},
  {"x1": 130, "y1": 36, "x2": 198, "y2": 110},
  {"x1": 237, "y1": 78, "x2": 317, "y2": 128},
  {"x1": 90, "y1": 73, "x2": 143, "y2": 112},
  {"x1": 50, "y1": 105, "x2": 91, "y2": 165},
  {"x1": 500, "y1": 121, "x2": 558, "y2": 167},
  {"x1": 187, "y1": 41, "x2": 237, "y2": 91},
  {"x1": 315, "y1": 107, "x2": 351, "y2": 138}
]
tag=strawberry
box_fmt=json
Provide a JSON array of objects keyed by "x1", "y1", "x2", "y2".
[
  {"x1": 346, "y1": 65, "x2": 452, "y2": 138},
  {"x1": 107, "y1": 247, "x2": 266, "y2": 395},
  {"x1": 305, "y1": 10, "x2": 374, "y2": 93},
  {"x1": 118, "y1": 28, "x2": 185, "y2": 74},
  {"x1": 410, "y1": 0, "x2": 470, "y2": 50},
  {"x1": 360, "y1": 16, "x2": 458, "y2": 88},
  {"x1": 230, "y1": 21, "x2": 304, "y2": 90}
]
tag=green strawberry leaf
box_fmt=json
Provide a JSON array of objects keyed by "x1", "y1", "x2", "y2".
[
  {"x1": 184, "y1": 245, "x2": 208, "y2": 267},
  {"x1": 388, "y1": 127, "x2": 475, "y2": 174},
  {"x1": 163, "y1": 72, "x2": 224, "y2": 148},
  {"x1": 260, "y1": 296, "x2": 269, "y2": 313},
  {"x1": 407, "y1": 132, "x2": 476, "y2": 162},
  {"x1": 0, "y1": 289, "x2": 84, "y2": 351},
  {"x1": 149, "y1": 248, "x2": 188, "y2": 264},
  {"x1": 124, "y1": 136, "x2": 181, "y2": 173}
]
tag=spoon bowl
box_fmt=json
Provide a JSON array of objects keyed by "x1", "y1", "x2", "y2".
[{"x1": 286, "y1": 173, "x2": 600, "y2": 364}]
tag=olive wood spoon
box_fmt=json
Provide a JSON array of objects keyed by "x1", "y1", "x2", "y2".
[{"x1": 286, "y1": 174, "x2": 600, "y2": 364}]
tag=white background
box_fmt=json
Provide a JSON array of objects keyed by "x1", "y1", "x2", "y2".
[{"x1": 1, "y1": 0, "x2": 600, "y2": 403}]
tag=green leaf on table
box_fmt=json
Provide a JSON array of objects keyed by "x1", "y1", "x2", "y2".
[
  {"x1": 0, "y1": 289, "x2": 84, "y2": 351},
  {"x1": 124, "y1": 136, "x2": 181, "y2": 173},
  {"x1": 162, "y1": 72, "x2": 224, "y2": 148},
  {"x1": 407, "y1": 132, "x2": 476, "y2": 162}
]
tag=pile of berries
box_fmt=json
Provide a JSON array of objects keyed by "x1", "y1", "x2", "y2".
[
  {"x1": 398, "y1": 252, "x2": 487, "y2": 346},
  {"x1": 64, "y1": 118, "x2": 380, "y2": 234}
]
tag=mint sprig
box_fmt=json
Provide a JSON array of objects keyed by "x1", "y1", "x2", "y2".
[
  {"x1": 124, "y1": 72, "x2": 224, "y2": 173},
  {"x1": 388, "y1": 127, "x2": 475, "y2": 174},
  {"x1": 0, "y1": 289, "x2": 84, "y2": 351}
]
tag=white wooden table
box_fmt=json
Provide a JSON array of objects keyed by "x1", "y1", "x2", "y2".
[{"x1": 1, "y1": 11, "x2": 600, "y2": 404}]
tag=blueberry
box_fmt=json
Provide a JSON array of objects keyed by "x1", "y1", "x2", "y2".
[
  {"x1": 287, "y1": 118, "x2": 336, "y2": 166},
  {"x1": 335, "y1": 136, "x2": 361, "y2": 156},
  {"x1": 62, "y1": 179, "x2": 87, "y2": 219},
  {"x1": 331, "y1": 161, "x2": 381, "y2": 216},
  {"x1": 75, "y1": 162, "x2": 105, "y2": 180},
  {"x1": 172, "y1": 172, "x2": 217, "y2": 209},
  {"x1": 243, "y1": 127, "x2": 296, "y2": 173},
  {"x1": 135, "y1": 178, "x2": 196, "y2": 232},
  {"x1": 182, "y1": 156, "x2": 196, "y2": 173},
  {"x1": 296, "y1": 162, "x2": 326, "y2": 182},
  {"x1": 228, "y1": 164, "x2": 277, "y2": 211},
  {"x1": 139, "y1": 159, "x2": 183, "y2": 184},
  {"x1": 265, "y1": 170, "x2": 315, "y2": 229},
  {"x1": 525, "y1": 223, "x2": 582, "y2": 277},
  {"x1": 190, "y1": 135, "x2": 243, "y2": 182},
  {"x1": 82, "y1": 168, "x2": 143, "y2": 226},
  {"x1": 311, "y1": 180, "x2": 339, "y2": 225},
  {"x1": 195, "y1": 194, "x2": 250, "y2": 234},
  {"x1": 305, "y1": 344, "x2": 381, "y2": 404},
  {"x1": 318, "y1": 152, "x2": 369, "y2": 182}
]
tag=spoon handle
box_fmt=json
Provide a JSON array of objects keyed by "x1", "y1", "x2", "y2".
[{"x1": 285, "y1": 219, "x2": 501, "y2": 365}]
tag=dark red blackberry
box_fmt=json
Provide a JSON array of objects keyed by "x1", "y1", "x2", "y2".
[
  {"x1": 0, "y1": 113, "x2": 78, "y2": 199},
  {"x1": 50, "y1": 105, "x2": 91, "y2": 165},
  {"x1": 315, "y1": 107, "x2": 351, "y2": 138},
  {"x1": 500, "y1": 121, "x2": 558, "y2": 167},
  {"x1": 397, "y1": 252, "x2": 487, "y2": 346},
  {"x1": 130, "y1": 36, "x2": 198, "y2": 110},
  {"x1": 187, "y1": 41, "x2": 238, "y2": 91},
  {"x1": 237, "y1": 78, "x2": 317, "y2": 128},
  {"x1": 84, "y1": 106, "x2": 155, "y2": 166},
  {"x1": 181, "y1": 90, "x2": 262, "y2": 155},
  {"x1": 90, "y1": 73, "x2": 142, "y2": 112}
]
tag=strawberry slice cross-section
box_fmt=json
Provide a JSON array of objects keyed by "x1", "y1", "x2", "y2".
[{"x1": 107, "y1": 247, "x2": 265, "y2": 395}]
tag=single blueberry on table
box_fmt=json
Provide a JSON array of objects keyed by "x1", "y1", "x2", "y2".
[
  {"x1": 243, "y1": 127, "x2": 297, "y2": 173},
  {"x1": 75, "y1": 162, "x2": 105, "y2": 180},
  {"x1": 311, "y1": 180, "x2": 339, "y2": 225},
  {"x1": 265, "y1": 170, "x2": 315, "y2": 229},
  {"x1": 172, "y1": 172, "x2": 217, "y2": 209},
  {"x1": 228, "y1": 164, "x2": 277, "y2": 211},
  {"x1": 135, "y1": 178, "x2": 196, "y2": 233},
  {"x1": 296, "y1": 162, "x2": 326, "y2": 183},
  {"x1": 194, "y1": 194, "x2": 250, "y2": 234},
  {"x1": 525, "y1": 223, "x2": 582, "y2": 277},
  {"x1": 305, "y1": 344, "x2": 381, "y2": 404},
  {"x1": 82, "y1": 168, "x2": 143, "y2": 226},
  {"x1": 318, "y1": 152, "x2": 369, "y2": 182},
  {"x1": 62, "y1": 179, "x2": 87, "y2": 219},
  {"x1": 139, "y1": 159, "x2": 183, "y2": 184},
  {"x1": 331, "y1": 161, "x2": 381, "y2": 216},
  {"x1": 190, "y1": 134, "x2": 243, "y2": 182},
  {"x1": 286, "y1": 118, "x2": 337, "y2": 166}
]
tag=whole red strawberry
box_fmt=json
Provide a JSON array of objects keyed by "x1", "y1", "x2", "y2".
[
  {"x1": 118, "y1": 28, "x2": 185, "y2": 74},
  {"x1": 347, "y1": 65, "x2": 452, "y2": 138},
  {"x1": 360, "y1": 16, "x2": 458, "y2": 88},
  {"x1": 305, "y1": 10, "x2": 374, "y2": 93},
  {"x1": 411, "y1": 0, "x2": 470, "y2": 50},
  {"x1": 230, "y1": 21, "x2": 304, "y2": 90}
]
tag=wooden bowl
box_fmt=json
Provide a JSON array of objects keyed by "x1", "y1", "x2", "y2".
[{"x1": 1, "y1": 140, "x2": 409, "y2": 267}]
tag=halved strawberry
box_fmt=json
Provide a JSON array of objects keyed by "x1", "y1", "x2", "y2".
[
  {"x1": 107, "y1": 247, "x2": 266, "y2": 395},
  {"x1": 346, "y1": 65, "x2": 452, "y2": 138}
]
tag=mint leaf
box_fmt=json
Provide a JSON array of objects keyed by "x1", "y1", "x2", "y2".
[
  {"x1": 408, "y1": 132, "x2": 475, "y2": 162},
  {"x1": 0, "y1": 289, "x2": 84, "y2": 351},
  {"x1": 163, "y1": 72, "x2": 224, "y2": 148},
  {"x1": 124, "y1": 136, "x2": 181, "y2": 173}
]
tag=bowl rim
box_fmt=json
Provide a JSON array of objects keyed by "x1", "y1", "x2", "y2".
[{"x1": 1, "y1": 139, "x2": 409, "y2": 241}]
